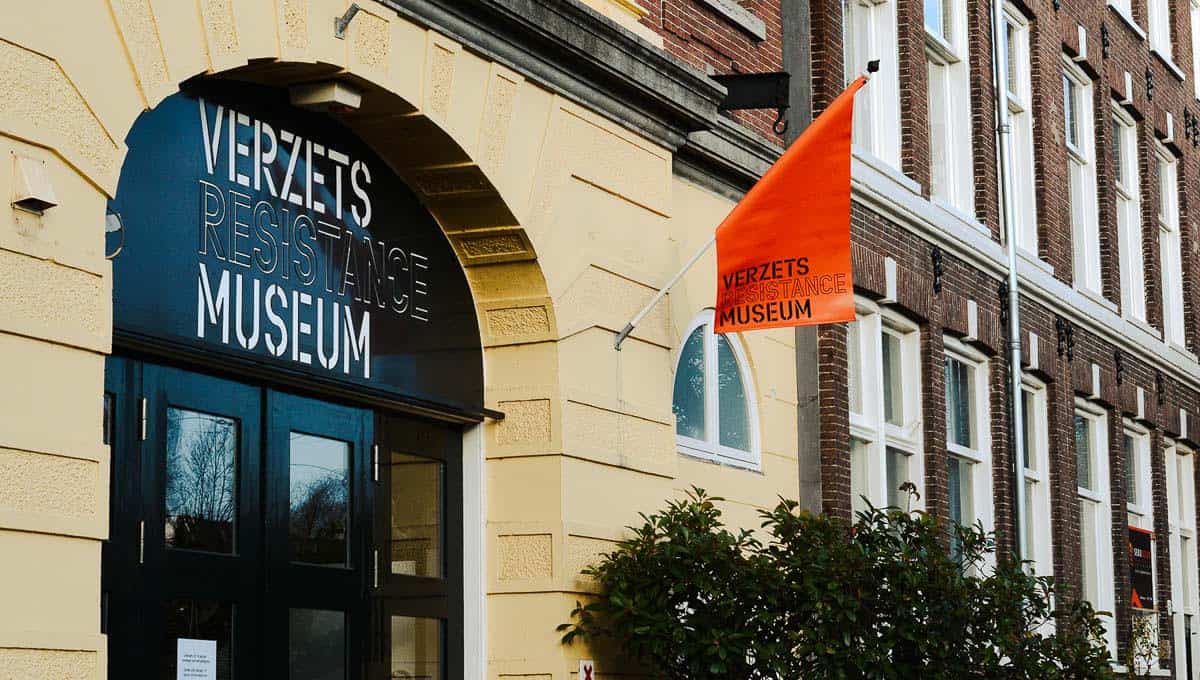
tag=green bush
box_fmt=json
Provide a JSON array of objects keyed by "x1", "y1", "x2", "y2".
[{"x1": 559, "y1": 488, "x2": 1114, "y2": 679}]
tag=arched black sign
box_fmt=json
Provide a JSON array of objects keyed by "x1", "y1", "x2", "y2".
[{"x1": 110, "y1": 83, "x2": 484, "y2": 416}]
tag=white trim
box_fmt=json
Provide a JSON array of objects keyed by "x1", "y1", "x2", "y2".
[
  {"x1": 1109, "y1": 0, "x2": 1148, "y2": 40},
  {"x1": 1156, "y1": 143, "x2": 1186, "y2": 348},
  {"x1": 1076, "y1": 400, "x2": 1117, "y2": 658},
  {"x1": 849, "y1": 297, "x2": 925, "y2": 513},
  {"x1": 926, "y1": 0, "x2": 974, "y2": 217},
  {"x1": 844, "y1": 0, "x2": 901, "y2": 168},
  {"x1": 1063, "y1": 58, "x2": 1102, "y2": 295},
  {"x1": 1166, "y1": 442, "x2": 1200, "y2": 679},
  {"x1": 672, "y1": 309, "x2": 762, "y2": 470},
  {"x1": 1113, "y1": 105, "x2": 1148, "y2": 323},
  {"x1": 1002, "y1": 5, "x2": 1038, "y2": 255},
  {"x1": 1021, "y1": 378, "x2": 1054, "y2": 578},
  {"x1": 847, "y1": 147, "x2": 1200, "y2": 397},
  {"x1": 944, "y1": 336, "x2": 994, "y2": 566},
  {"x1": 462, "y1": 424, "x2": 486, "y2": 680}
]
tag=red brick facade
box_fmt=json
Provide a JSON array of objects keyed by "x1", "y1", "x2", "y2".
[
  {"x1": 627, "y1": 0, "x2": 1200, "y2": 670},
  {"x1": 640, "y1": 0, "x2": 786, "y2": 137},
  {"x1": 811, "y1": 0, "x2": 1200, "y2": 670}
]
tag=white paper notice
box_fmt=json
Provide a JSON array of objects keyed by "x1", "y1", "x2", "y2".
[{"x1": 176, "y1": 638, "x2": 217, "y2": 680}]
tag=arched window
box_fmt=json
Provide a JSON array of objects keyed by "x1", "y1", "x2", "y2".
[{"x1": 671, "y1": 310, "x2": 759, "y2": 469}]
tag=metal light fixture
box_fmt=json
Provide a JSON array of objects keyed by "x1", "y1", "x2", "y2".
[{"x1": 105, "y1": 210, "x2": 125, "y2": 260}]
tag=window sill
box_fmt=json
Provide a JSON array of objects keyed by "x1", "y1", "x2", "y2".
[
  {"x1": 1016, "y1": 247, "x2": 1054, "y2": 276},
  {"x1": 1074, "y1": 287, "x2": 1118, "y2": 314},
  {"x1": 1107, "y1": 3, "x2": 1147, "y2": 41},
  {"x1": 853, "y1": 147, "x2": 921, "y2": 195},
  {"x1": 931, "y1": 197, "x2": 989, "y2": 238},
  {"x1": 694, "y1": 0, "x2": 766, "y2": 41},
  {"x1": 1125, "y1": 315, "x2": 1160, "y2": 340},
  {"x1": 677, "y1": 444, "x2": 763, "y2": 473},
  {"x1": 1167, "y1": 341, "x2": 1197, "y2": 363},
  {"x1": 1152, "y1": 49, "x2": 1187, "y2": 82}
]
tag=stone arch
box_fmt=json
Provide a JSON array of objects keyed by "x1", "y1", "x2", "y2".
[{"x1": 1, "y1": 0, "x2": 561, "y2": 404}]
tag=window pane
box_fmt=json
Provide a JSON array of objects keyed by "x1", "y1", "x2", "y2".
[
  {"x1": 391, "y1": 616, "x2": 442, "y2": 680},
  {"x1": 1005, "y1": 22, "x2": 1018, "y2": 96},
  {"x1": 925, "y1": 0, "x2": 945, "y2": 37},
  {"x1": 103, "y1": 393, "x2": 114, "y2": 446},
  {"x1": 166, "y1": 408, "x2": 237, "y2": 553},
  {"x1": 289, "y1": 609, "x2": 346, "y2": 680},
  {"x1": 948, "y1": 456, "x2": 973, "y2": 560},
  {"x1": 1021, "y1": 390, "x2": 1035, "y2": 471},
  {"x1": 717, "y1": 335, "x2": 751, "y2": 452},
  {"x1": 851, "y1": 438, "x2": 870, "y2": 517},
  {"x1": 672, "y1": 327, "x2": 706, "y2": 440},
  {"x1": 882, "y1": 332, "x2": 902, "y2": 426},
  {"x1": 945, "y1": 357, "x2": 972, "y2": 447},
  {"x1": 1183, "y1": 536, "x2": 1194, "y2": 609},
  {"x1": 1125, "y1": 435, "x2": 1138, "y2": 505},
  {"x1": 1076, "y1": 415, "x2": 1093, "y2": 491},
  {"x1": 886, "y1": 447, "x2": 909, "y2": 509},
  {"x1": 1063, "y1": 75, "x2": 1078, "y2": 148},
  {"x1": 847, "y1": 321, "x2": 863, "y2": 415},
  {"x1": 161, "y1": 600, "x2": 233, "y2": 680},
  {"x1": 1023, "y1": 478, "x2": 1037, "y2": 561},
  {"x1": 290, "y1": 433, "x2": 350, "y2": 566},
  {"x1": 1112, "y1": 119, "x2": 1124, "y2": 184},
  {"x1": 1080, "y1": 500, "x2": 1098, "y2": 603},
  {"x1": 389, "y1": 452, "x2": 443, "y2": 577}
]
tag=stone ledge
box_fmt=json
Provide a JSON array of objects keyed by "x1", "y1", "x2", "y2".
[
  {"x1": 382, "y1": 0, "x2": 726, "y2": 150},
  {"x1": 695, "y1": 0, "x2": 767, "y2": 41}
]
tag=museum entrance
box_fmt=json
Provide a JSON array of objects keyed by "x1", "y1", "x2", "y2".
[
  {"x1": 103, "y1": 357, "x2": 462, "y2": 679},
  {"x1": 101, "y1": 74, "x2": 489, "y2": 680}
]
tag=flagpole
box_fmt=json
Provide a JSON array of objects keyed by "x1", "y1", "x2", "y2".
[
  {"x1": 612, "y1": 61, "x2": 877, "y2": 351},
  {"x1": 613, "y1": 235, "x2": 716, "y2": 350}
]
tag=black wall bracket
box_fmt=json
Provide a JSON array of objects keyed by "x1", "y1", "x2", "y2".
[{"x1": 711, "y1": 71, "x2": 792, "y2": 135}]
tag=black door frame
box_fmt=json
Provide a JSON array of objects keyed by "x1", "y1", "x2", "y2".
[{"x1": 103, "y1": 354, "x2": 466, "y2": 679}]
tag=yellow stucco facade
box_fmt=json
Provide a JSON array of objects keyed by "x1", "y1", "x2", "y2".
[{"x1": 0, "y1": 2, "x2": 797, "y2": 678}]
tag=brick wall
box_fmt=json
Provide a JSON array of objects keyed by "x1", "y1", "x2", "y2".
[
  {"x1": 810, "y1": 0, "x2": 1200, "y2": 671},
  {"x1": 637, "y1": 0, "x2": 786, "y2": 140}
]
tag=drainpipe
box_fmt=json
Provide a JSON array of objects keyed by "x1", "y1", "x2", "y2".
[{"x1": 990, "y1": 0, "x2": 1027, "y2": 562}]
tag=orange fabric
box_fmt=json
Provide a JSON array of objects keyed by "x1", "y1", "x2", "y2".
[{"x1": 714, "y1": 77, "x2": 866, "y2": 334}]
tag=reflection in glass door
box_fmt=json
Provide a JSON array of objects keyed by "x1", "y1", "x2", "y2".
[
  {"x1": 372, "y1": 413, "x2": 463, "y2": 680},
  {"x1": 105, "y1": 358, "x2": 463, "y2": 680},
  {"x1": 268, "y1": 391, "x2": 372, "y2": 680}
]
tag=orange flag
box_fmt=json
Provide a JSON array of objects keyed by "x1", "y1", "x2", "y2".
[{"x1": 714, "y1": 77, "x2": 866, "y2": 334}]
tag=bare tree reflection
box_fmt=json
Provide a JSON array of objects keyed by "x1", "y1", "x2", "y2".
[
  {"x1": 290, "y1": 450, "x2": 349, "y2": 565},
  {"x1": 166, "y1": 410, "x2": 237, "y2": 552}
]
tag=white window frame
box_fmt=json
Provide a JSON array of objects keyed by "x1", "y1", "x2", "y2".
[
  {"x1": 1076, "y1": 401, "x2": 1117, "y2": 657},
  {"x1": 1167, "y1": 442, "x2": 1200, "y2": 680},
  {"x1": 1126, "y1": 424, "x2": 1153, "y2": 519},
  {"x1": 673, "y1": 310, "x2": 762, "y2": 470},
  {"x1": 848, "y1": 298, "x2": 925, "y2": 514},
  {"x1": 1021, "y1": 378, "x2": 1053, "y2": 578},
  {"x1": 1157, "y1": 143, "x2": 1186, "y2": 349},
  {"x1": 926, "y1": 0, "x2": 974, "y2": 217},
  {"x1": 1002, "y1": 5, "x2": 1039, "y2": 255},
  {"x1": 1064, "y1": 59, "x2": 1102, "y2": 295},
  {"x1": 944, "y1": 337, "x2": 994, "y2": 568},
  {"x1": 844, "y1": 0, "x2": 901, "y2": 168},
  {"x1": 1125, "y1": 423, "x2": 1161, "y2": 671},
  {"x1": 1113, "y1": 106, "x2": 1147, "y2": 322},
  {"x1": 1148, "y1": 0, "x2": 1173, "y2": 60},
  {"x1": 1192, "y1": 0, "x2": 1200, "y2": 100}
]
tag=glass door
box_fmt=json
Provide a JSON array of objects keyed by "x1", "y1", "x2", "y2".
[
  {"x1": 265, "y1": 391, "x2": 373, "y2": 680},
  {"x1": 140, "y1": 363, "x2": 264, "y2": 680},
  {"x1": 105, "y1": 358, "x2": 461, "y2": 680},
  {"x1": 370, "y1": 413, "x2": 463, "y2": 680}
]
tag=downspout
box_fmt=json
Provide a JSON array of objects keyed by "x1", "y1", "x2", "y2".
[{"x1": 990, "y1": 0, "x2": 1027, "y2": 562}]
